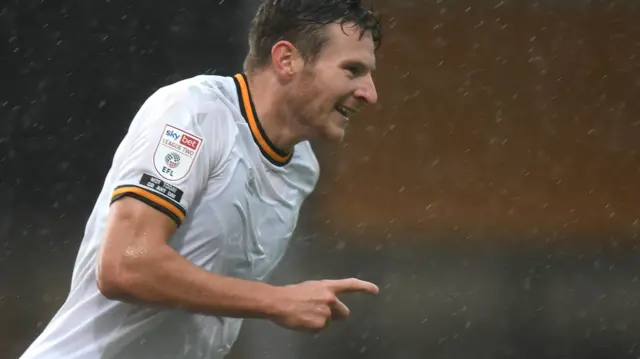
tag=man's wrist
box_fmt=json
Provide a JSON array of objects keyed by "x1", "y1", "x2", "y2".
[{"x1": 255, "y1": 283, "x2": 285, "y2": 320}]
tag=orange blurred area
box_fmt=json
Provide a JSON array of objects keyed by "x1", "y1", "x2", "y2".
[{"x1": 311, "y1": 2, "x2": 640, "y2": 238}]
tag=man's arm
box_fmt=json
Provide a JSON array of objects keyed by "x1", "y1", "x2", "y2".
[
  {"x1": 96, "y1": 196, "x2": 281, "y2": 319},
  {"x1": 96, "y1": 196, "x2": 379, "y2": 332}
]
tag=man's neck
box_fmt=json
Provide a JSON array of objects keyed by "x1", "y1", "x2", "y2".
[{"x1": 245, "y1": 71, "x2": 301, "y2": 153}]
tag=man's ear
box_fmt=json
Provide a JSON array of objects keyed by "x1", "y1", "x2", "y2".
[{"x1": 271, "y1": 40, "x2": 304, "y2": 79}]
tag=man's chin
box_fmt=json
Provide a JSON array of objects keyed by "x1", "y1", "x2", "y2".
[
  {"x1": 325, "y1": 126, "x2": 346, "y2": 143},
  {"x1": 309, "y1": 121, "x2": 347, "y2": 143}
]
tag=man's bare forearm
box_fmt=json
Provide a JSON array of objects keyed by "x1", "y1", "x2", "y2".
[{"x1": 97, "y1": 244, "x2": 281, "y2": 319}]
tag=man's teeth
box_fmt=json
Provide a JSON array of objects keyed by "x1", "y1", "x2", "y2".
[{"x1": 336, "y1": 106, "x2": 349, "y2": 117}]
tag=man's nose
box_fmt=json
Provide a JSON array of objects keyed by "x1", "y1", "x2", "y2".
[{"x1": 354, "y1": 74, "x2": 378, "y2": 105}]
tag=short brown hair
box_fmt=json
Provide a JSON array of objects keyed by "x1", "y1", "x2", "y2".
[{"x1": 243, "y1": 0, "x2": 382, "y2": 72}]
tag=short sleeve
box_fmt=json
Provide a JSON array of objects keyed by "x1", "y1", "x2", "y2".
[{"x1": 109, "y1": 87, "x2": 226, "y2": 227}]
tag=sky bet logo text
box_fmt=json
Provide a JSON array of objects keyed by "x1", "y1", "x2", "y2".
[{"x1": 165, "y1": 129, "x2": 180, "y2": 141}]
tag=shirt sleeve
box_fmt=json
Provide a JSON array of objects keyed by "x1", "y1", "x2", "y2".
[{"x1": 109, "y1": 87, "x2": 229, "y2": 227}]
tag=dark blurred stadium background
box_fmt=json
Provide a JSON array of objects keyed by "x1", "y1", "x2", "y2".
[{"x1": 2, "y1": 0, "x2": 640, "y2": 358}]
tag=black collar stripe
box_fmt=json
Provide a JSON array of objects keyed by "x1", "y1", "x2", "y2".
[{"x1": 233, "y1": 73, "x2": 293, "y2": 166}]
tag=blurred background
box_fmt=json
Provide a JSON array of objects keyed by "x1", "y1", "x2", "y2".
[{"x1": 2, "y1": 0, "x2": 640, "y2": 358}]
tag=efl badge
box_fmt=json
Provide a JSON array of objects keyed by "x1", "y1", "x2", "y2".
[{"x1": 153, "y1": 124, "x2": 203, "y2": 181}]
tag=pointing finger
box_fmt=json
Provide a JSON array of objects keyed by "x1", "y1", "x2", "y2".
[{"x1": 324, "y1": 278, "x2": 379, "y2": 294}]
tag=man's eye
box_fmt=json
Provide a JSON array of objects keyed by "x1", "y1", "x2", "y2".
[{"x1": 346, "y1": 66, "x2": 360, "y2": 76}]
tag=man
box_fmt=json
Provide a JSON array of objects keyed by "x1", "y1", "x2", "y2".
[{"x1": 20, "y1": 0, "x2": 382, "y2": 358}]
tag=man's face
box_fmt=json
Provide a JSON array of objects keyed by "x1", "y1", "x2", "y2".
[{"x1": 289, "y1": 22, "x2": 378, "y2": 142}]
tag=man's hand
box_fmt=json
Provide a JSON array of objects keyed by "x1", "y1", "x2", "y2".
[{"x1": 269, "y1": 278, "x2": 379, "y2": 332}]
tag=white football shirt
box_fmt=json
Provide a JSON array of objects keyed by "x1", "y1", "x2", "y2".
[{"x1": 20, "y1": 73, "x2": 320, "y2": 359}]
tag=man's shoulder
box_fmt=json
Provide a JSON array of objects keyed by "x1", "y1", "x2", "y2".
[
  {"x1": 122, "y1": 74, "x2": 241, "y2": 168},
  {"x1": 134, "y1": 74, "x2": 240, "y2": 134},
  {"x1": 150, "y1": 74, "x2": 237, "y2": 113}
]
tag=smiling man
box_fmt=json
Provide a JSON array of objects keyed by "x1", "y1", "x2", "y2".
[{"x1": 20, "y1": 0, "x2": 383, "y2": 358}]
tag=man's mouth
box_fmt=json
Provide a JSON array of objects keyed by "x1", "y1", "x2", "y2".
[{"x1": 335, "y1": 105, "x2": 357, "y2": 120}]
